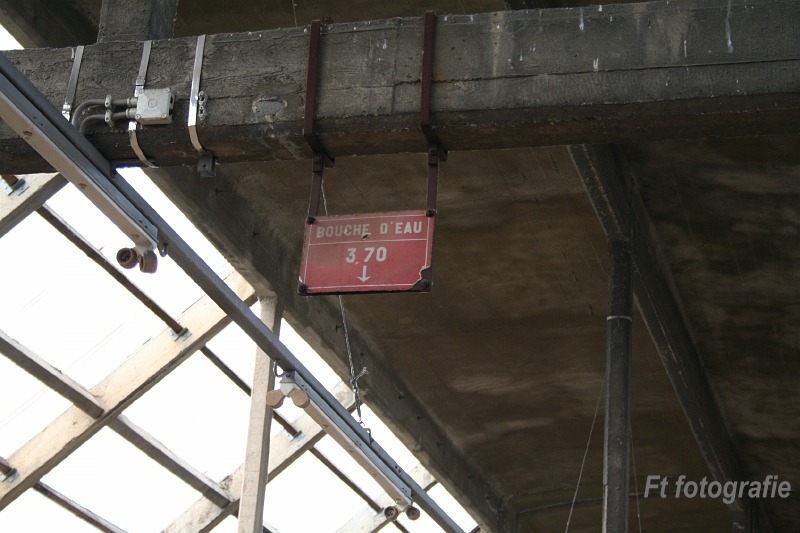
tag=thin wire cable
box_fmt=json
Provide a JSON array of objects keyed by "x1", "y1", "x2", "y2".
[
  {"x1": 291, "y1": 0, "x2": 298, "y2": 27},
  {"x1": 321, "y1": 181, "x2": 367, "y2": 423},
  {"x1": 631, "y1": 430, "x2": 643, "y2": 532},
  {"x1": 565, "y1": 378, "x2": 605, "y2": 533}
]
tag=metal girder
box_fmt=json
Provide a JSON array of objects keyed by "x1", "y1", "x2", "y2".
[
  {"x1": 569, "y1": 144, "x2": 768, "y2": 531},
  {"x1": 0, "y1": 54, "x2": 462, "y2": 528}
]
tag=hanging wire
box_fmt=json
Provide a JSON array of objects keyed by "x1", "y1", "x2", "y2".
[
  {"x1": 291, "y1": 0, "x2": 298, "y2": 27},
  {"x1": 565, "y1": 378, "x2": 605, "y2": 532},
  {"x1": 321, "y1": 181, "x2": 369, "y2": 423},
  {"x1": 630, "y1": 430, "x2": 643, "y2": 532}
]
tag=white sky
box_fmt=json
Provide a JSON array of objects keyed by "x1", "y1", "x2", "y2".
[{"x1": 0, "y1": 24, "x2": 478, "y2": 533}]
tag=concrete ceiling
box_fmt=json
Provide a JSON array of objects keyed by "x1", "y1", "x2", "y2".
[{"x1": 1, "y1": 0, "x2": 798, "y2": 531}]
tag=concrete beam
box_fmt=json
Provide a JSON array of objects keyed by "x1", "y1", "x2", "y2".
[
  {"x1": 0, "y1": 173, "x2": 65, "y2": 238},
  {"x1": 0, "y1": 272, "x2": 256, "y2": 510},
  {"x1": 97, "y1": 0, "x2": 179, "y2": 43},
  {"x1": 0, "y1": 0, "x2": 97, "y2": 48},
  {"x1": 568, "y1": 145, "x2": 768, "y2": 531},
  {"x1": 1, "y1": 0, "x2": 799, "y2": 172},
  {"x1": 163, "y1": 382, "x2": 355, "y2": 533}
]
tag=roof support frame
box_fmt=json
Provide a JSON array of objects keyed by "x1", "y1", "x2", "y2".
[{"x1": 0, "y1": 54, "x2": 463, "y2": 531}]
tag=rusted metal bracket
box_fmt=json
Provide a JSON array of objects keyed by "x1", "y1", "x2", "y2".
[
  {"x1": 421, "y1": 11, "x2": 446, "y2": 217},
  {"x1": 305, "y1": 18, "x2": 335, "y2": 223}
]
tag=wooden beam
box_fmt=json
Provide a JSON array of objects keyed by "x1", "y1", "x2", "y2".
[
  {"x1": 0, "y1": 272, "x2": 256, "y2": 510},
  {"x1": 33, "y1": 482, "x2": 129, "y2": 533},
  {"x1": 0, "y1": 173, "x2": 65, "y2": 238},
  {"x1": 97, "y1": 0, "x2": 179, "y2": 43},
  {"x1": 1, "y1": 457, "x2": 126, "y2": 533},
  {"x1": 109, "y1": 416, "x2": 231, "y2": 508},
  {"x1": 0, "y1": 329, "x2": 103, "y2": 418},
  {"x1": 1, "y1": 0, "x2": 799, "y2": 172},
  {"x1": 335, "y1": 464, "x2": 436, "y2": 533},
  {"x1": 238, "y1": 296, "x2": 282, "y2": 533},
  {"x1": 163, "y1": 382, "x2": 354, "y2": 533},
  {"x1": 568, "y1": 144, "x2": 767, "y2": 531},
  {"x1": 0, "y1": 329, "x2": 232, "y2": 508}
]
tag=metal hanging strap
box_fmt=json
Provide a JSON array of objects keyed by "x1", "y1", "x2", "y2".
[
  {"x1": 421, "y1": 11, "x2": 446, "y2": 217},
  {"x1": 188, "y1": 35, "x2": 216, "y2": 176},
  {"x1": 129, "y1": 40, "x2": 156, "y2": 168},
  {"x1": 61, "y1": 45, "x2": 84, "y2": 120},
  {"x1": 304, "y1": 18, "x2": 334, "y2": 223}
]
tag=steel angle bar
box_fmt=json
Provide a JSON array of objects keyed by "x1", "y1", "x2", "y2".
[
  {"x1": 0, "y1": 53, "x2": 464, "y2": 533},
  {"x1": 0, "y1": 54, "x2": 158, "y2": 251}
]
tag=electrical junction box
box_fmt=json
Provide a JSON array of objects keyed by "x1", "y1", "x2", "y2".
[{"x1": 135, "y1": 88, "x2": 174, "y2": 125}]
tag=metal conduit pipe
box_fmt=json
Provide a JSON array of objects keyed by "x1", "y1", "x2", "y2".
[{"x1": 78, "y1": 110, "x2": 136, "y2": 133}]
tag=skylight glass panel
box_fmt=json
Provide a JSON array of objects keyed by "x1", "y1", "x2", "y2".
[
  {"x1": 122, "y1": 350, "x2": 251, "y2": 481},
  {"x1": 0, "y1": 210, "x2": 165, "y2": 388},
  {"x1": 42, "y1": 427, "x2": 200, "y2": 531},
  {"x1": 0, "y1": 358, "x2": 70, "y2": 456},
  {"x1": 262, "y1": 451, "x2": 366, "y2": 531}
]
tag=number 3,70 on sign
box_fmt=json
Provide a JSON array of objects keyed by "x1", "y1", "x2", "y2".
[{"x1": 345, "y1": 246, "x2": 387, "y2": 264}]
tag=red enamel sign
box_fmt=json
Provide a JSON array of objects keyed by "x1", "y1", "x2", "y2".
[{"x1": 298, "y1": 210, "x2": 435, "y2": 294}]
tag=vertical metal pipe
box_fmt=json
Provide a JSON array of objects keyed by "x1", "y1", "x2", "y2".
[{"x1": 603, "y1": 239, "x2": 632, "y2": 533}]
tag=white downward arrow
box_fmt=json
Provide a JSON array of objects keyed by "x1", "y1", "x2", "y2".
[{"x1": 357, "y1": 265, "x2": 371, "y2": 282}]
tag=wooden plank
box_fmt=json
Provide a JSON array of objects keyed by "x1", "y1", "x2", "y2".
[
  {"x1": 1, "y1": 0, "x2": 799, "y2": 172},
  {"x1": 109, "y1": 416, "x2": 231, "y2": 508},
  {"x1": 0, "y1": 329, "x2": 103, "y2": 418},
  {"x1": 238, "y1": 296, "x2": 282, "y2": 533},
  {"x1": 0, "y1": 173, "x2": 65, "y2": 238},
  {"x1": 0, "y1": 328, "x2": 232, "y2": 509},
  {"x1": 34, "y1": 482, "x2": 129, "y2": 533},
  {"x1": 0, "y1": 272, "x2": 255, "y2": 510}
]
